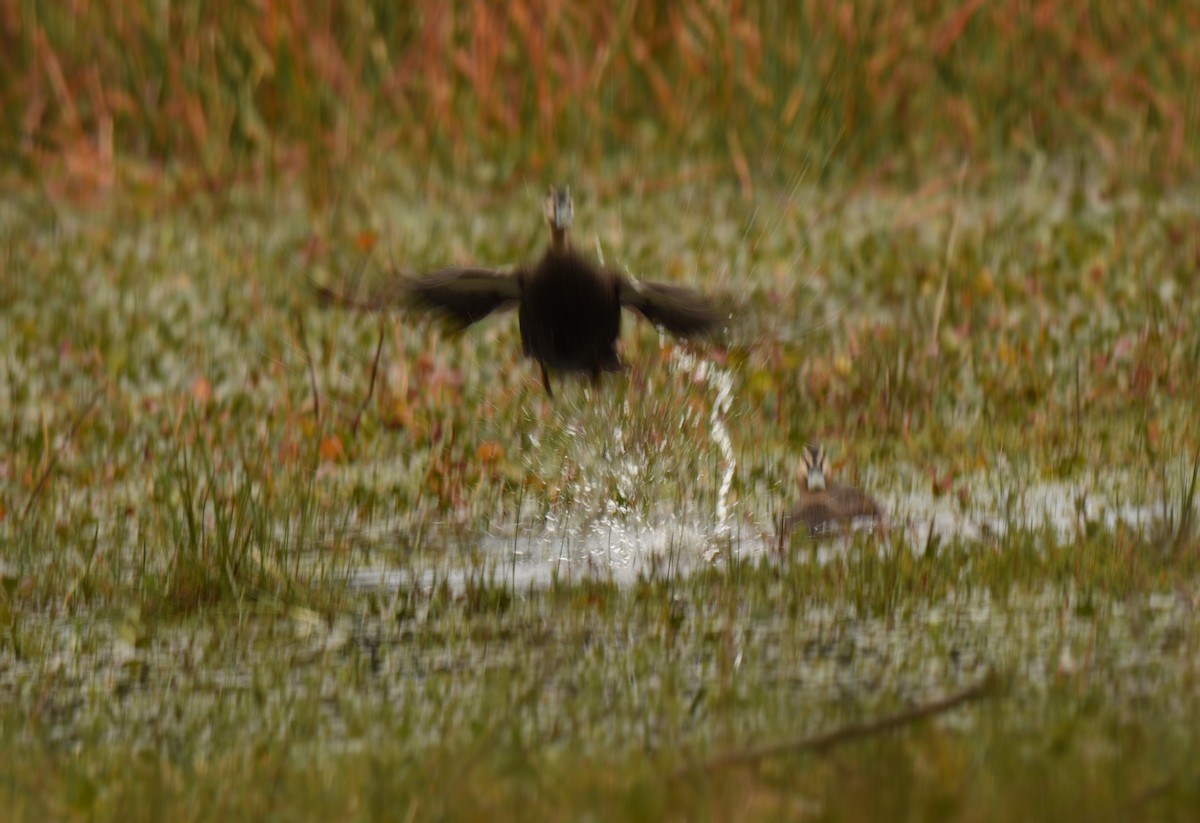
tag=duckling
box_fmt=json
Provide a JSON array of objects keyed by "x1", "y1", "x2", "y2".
[
  {"x1": 781, "y1": 443, "x2": 883, "y2": 538},
  {"x1": 330, "y1": 187, "x2": 719, "y2": 397}
]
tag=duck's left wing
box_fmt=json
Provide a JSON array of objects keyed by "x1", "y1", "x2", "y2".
[{"x1": 616, "y1": 274, "x2": 720, "y2": 338}]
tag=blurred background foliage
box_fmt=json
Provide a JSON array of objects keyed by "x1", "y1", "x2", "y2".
[{"x1": 3, "y1": 0, "x2": 1197, "y2": 199}]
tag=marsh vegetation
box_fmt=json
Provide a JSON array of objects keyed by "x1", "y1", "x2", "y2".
[{"x1": 2, "y1": 2, "x2": 1199, "y2": 820}]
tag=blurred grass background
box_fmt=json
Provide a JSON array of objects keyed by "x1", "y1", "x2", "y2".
[{"x1": 4, "y1": 0, "x2": 1197, "y2": 197}]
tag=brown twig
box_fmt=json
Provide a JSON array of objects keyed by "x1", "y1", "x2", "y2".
[
  {"x1": 680, "y1": 672, "x2": 999, "y2": 776},
  {"x1": 350, "y1": 317, "x2": 387, "y2": 438},
  {"x1": 19, "y1": 383, "x2": 106, "y2": 524}
]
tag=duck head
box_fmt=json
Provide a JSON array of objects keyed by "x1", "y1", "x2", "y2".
[
  {"x1": 543, "y1": 186, "x2": 574, "y2": 251},
  {"x1": 798, "y1": 443, "x2": 829, "y2": 492}
]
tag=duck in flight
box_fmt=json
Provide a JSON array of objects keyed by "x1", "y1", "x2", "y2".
[{"x1": 324, "y1": 187, "x2": 720, "y2": 397}]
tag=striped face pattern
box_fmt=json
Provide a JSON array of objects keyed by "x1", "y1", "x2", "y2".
[{"x1": 799, "y1": 443, "x2": 829, "y2": 492}]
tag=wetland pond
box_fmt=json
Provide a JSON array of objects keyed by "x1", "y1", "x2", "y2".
[{"x1": 2, "y1": 174, "x2": 1198, "y2": 816}]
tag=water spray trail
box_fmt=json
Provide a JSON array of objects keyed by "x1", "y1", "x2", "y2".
[{"x1": 670, "y1": 345, "x2": 735, "y2": 534}]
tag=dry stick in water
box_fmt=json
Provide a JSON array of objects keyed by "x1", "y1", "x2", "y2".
[
  {"x1": 682, "y1": 672, "x2": 999, "y2": 776},
  {"x1": 19, "y1": 383, "x2": 106, "y2": 524}
]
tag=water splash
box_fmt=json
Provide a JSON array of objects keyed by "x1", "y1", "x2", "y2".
[{"x1": 668, "y1": 344, "x2": 735, "y2": 533}]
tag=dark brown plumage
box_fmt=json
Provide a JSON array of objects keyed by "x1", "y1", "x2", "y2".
[
  {"x1": 334, "y1": 187, "x2": 720, "y2": 397},
  {"x1": 781, "y1": 443, "x2": 884, "y2": 538}
]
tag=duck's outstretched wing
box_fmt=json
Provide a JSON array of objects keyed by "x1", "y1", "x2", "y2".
[
  {"x1": 617, "y1": 275, "x2": 720, "y2": 338},
  {"x1": 405, "y1": 267, "x2": 523, "y2": 328},
  {"x1": 314, "y1": 266, "x2": 522, "y2": 329},
  {"x1": 312, "y1": 266, "x2": 521, "y2": 325}
]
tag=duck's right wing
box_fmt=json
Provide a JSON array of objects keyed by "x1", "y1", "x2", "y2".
[
  {"x1": 405, "y1": 267, "x2": 523, "y2": 328},
  {"x1": 315, "y1": 267, "x2": 522, "y2": 325}
]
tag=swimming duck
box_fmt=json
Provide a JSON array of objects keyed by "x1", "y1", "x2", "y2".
[
  {"x1": 374, "y1": 187, "x2": 719, "y2": 397},
  {"x1": 781, "y1": 443, "x2": 883, "y2": 538}
]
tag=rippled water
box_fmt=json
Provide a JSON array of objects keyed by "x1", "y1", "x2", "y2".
[{"x1": 346, "y1": 473, "x2": 1171, "y2": 595}]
